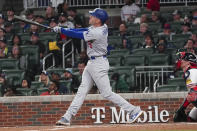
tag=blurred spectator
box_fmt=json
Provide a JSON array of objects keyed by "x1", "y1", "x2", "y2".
[
  {"x1": 184, "y1": 39, "x2": 195, "y2": 54},
  {"x1": 121, "y1": 0, "x2": 141, "y2": 23},
  {"x1": 158, "y1": 23, "x2": 175, "y2": 36},
  {"x1": 158, "y1": 36, "x2": 176, "y2": 49},
  {"x1": 192, "y1": 16, "x2": 197, "y2": 27},
  {"x1": 11, "y1": 34, "x2": 22, "y2": 46},
  {"x1": 4, "y1": 22, "x2": 14, "y2": 37},
  {"x1": 0, "y1": 28, "x2": 6, "y2": 41},
  {"x1": 134, "y1": 14, "x2": 148, "y2": 24},
  {"x1": 0, "y1": 13, "x2": 5, "y2": 28},
  {"x1": 21, "y1": 79, "x2": 31, "y2": 88},
  {"x1": 78, "y1": 61, "x2": 86, "y2": 76},
  {"x1": 146, "y1": 0, "x2": 160, "y2": 11},
  {"x1": 58, "y1": 12, "x2": 74, "y2": 28},
  {"x1": 38, "y1": 71, "x2": 50, "y2": 88},
  {"x1": 10, "y1": 45, "x2": 26, "y2": 69},
  {"x1": 155, "y1": 38, "x2": 168, "y2": 54},
  {"x1": 30, "y1": 24, "x2": 40, "y2": 34},
  {"x1": 29, "y1": 32, "x2": 46, "y2": 59},
  {"x1": 45, "y1": 18, "x2": 58, "y2": 32},
  {"x1": 191, "y1": 33, "x2": 197, "y2": 47},
  {"x1": 3, "y1": 87, "x2": 15, "y2": 97},
  {"x1": 119, "y1": 23, "x2": 132, "y2": 49},
  {"x1": 192, "y1": 10, "x2": 197, "y2": 27},
  {"x1": 0, "y1": 71, "x2": 7, "y2": 95},
  {"x1": 62, "y1": 68, "x2": 80, "y2": 94},
  {"x1": 67, "y1": 8, "x2": 86, "y2": 28},
  {"x1": 45, "y1": 6, "x2": 57, "y2": 22},
  {"x1": 0, "y1": 40, "x2": 8, "y2": 58},
  {"x1": 51, "y1": 72, "x2": 68, "y2": 95},
  {"x1": 40, "y1": 80, "x2": 60, "y2": 96},
  {"x1": 111, "y1": 73, "x2": 129, "y2": 93},
  {"x1": 77, "y1": 61, "x2": 97, "y2": 94},
  {"x1": 35, "y1": 15, "x2": 46, "y2": 24},
  {"x1": 19, "y1": 21, "x2": 29, "y2": 33},
  {"x1": 150, "y1": 11, "x2": 160, "y2": 23},
  {"x1": 57, "y1": 1, "x2": 69, "y2": 15},
  {"x1": 25, "y1": 9, "x2": 34, "y2": 20},
  {"x1": 138, "y1": 23, "x2": 151, "y2": 36},
  {"x1": 181, "y1": 22, "x2": 192, "y2": 35},
  {"x1": 78, "y1": 51, "x2": 89, "y2": 65},
  {"x1": 172, "y1": 10, "x2": 183, "y2": 22},
  {"x1": 5, "y1": 7, "x2": 15, "y2": 23},
  {"x1": 141, "y1": 34, "x2": 155, "y2": 49}
]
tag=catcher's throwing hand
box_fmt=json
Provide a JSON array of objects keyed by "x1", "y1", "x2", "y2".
[{"x1": 53, "y1": 26, "x2": 62, "y2": 33}]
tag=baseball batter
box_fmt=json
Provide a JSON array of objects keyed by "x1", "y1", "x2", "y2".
[{"x1": 53, "y1": 8, "x2": 142, "y2": 126}]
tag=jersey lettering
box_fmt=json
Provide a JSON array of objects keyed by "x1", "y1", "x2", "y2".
[{"x1": 88, "y1": 41, "x2": 93, "y2": 48}]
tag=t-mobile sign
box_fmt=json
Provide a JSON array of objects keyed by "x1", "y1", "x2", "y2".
[{"x1": 91, "y1": 106, "x2": 170, "y2": 124}]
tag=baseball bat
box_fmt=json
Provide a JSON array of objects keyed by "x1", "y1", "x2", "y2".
[{"x1": 14, "y1": 15, "x2": 52, "y2": 29}]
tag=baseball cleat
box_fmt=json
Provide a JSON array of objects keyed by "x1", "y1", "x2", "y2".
[
  {"x1": 56, "y1": 117, "x2": 70, "y2": 126},
  {"x1": 128, "y1": 109, "x2": 143, "y2": 123}
]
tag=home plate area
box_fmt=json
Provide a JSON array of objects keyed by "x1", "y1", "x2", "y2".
[{"x1": 1, "y1": 123, "x2": 197, "y2": 131}]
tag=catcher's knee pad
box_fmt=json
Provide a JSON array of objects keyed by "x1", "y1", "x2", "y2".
[{"x1": 188, "y1": 107, "x2": 197, "y2": 121}]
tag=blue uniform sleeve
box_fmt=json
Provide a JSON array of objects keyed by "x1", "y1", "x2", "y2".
[
  {"x1": 70, "y1": 28, "x2": 88, "y2": 31},
  {"x1": 61, "y1": 28, "x2": 85, "y2": 40}
]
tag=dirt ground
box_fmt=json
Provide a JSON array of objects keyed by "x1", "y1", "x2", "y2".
[{"x1": 1, "y1": 123, "x2": 197, "y2": 131}]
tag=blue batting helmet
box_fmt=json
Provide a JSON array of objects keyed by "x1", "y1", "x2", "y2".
[{"x1": 89, "y1": 8, "x2": 108, "y2": 24}]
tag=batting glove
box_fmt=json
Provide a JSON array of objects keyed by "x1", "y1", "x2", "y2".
[{"x1": 53, "y1": 26, "x2": 62, "y2": 33}]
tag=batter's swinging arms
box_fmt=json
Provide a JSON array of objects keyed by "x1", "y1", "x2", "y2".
[{"x1": 53, "y1": 8, "x2": 143, "y2": 126}]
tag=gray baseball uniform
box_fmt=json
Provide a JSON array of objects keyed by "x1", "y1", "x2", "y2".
[{"x1": 62, "y1": 24, "x2": 139, "y2": 121}]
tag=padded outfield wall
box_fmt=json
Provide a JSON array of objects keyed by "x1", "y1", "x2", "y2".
[{"x1": 0, "y1": 92, "x2": 193, "y2": 126}]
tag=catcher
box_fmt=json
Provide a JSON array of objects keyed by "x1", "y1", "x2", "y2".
[{"x1": 173, "y1": 51, "x2": 197, "y2": 122}]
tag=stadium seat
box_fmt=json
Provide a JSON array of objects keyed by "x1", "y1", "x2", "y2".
[
  {"x1": 39, "y1": 32, "x2": 57, "y2": 41},
  {"x1": 112, "y1": 66, "x2": 136, "y2": 91},
  {"x1": 167, "y1": 77, "x2": 187, "y2": 91},
  {"x1": 2, "y1": 70, "x2": 25, "y2": 87},
  {"x1": 156, "y1": 84, "x2": 180, "y2": 92},
  {"x1": 128, "y1": 35, "x2": 144, "y2": 47},
  {"x1": 0, "y1": 59, "x2": 19, "y2": 70},
  {"x1": 20, "y1": 33, "x2": 31, "y2": 41},
  {"x1": 31, "y1": 81, "x2": 45, "y2": 89},
  {"x1": 20, "y1": 45, "x2": 39, "y2": 65},
  {"x1": 59, "y1": 80, "x2": 72, "y2": 94},
  {"x1": 108, "y1": 36, "x2": 122, "y2": 49},
  {"x1": 169, "y1": 22, "x2": 182, "y2": 33},
  {"x1": 124, "y1": 55, "x2": 146, "y2": 66},
  {"x1": 37, "y1": 88, "x2": 49, "y2": 95},
  {"x1": 175, "y1": 70, "x2": 184, "y2": 78},
  {"x1": 107, "y1": 55, "x2": 123, "y2": 66},
  {"x1": 148, "y1": 23, "x2": 162, "y2": 34},
  {"x1": 172, "y1": 34, "x2": 190, "y2": 42},
  {"x1": 148, "y1": 54, "x2": 170, "y2": 66},
  {"x1": 161, "y1": 13, "x2": 173, "y2": 22},
  {"x1": 132, "y1": 48, "x2": 154, "y2": 65},
  {"x1": 132, "y1": 48, "x2": 154, "y2": 55},
  {"x1": 46, "y1": 68, "x2": 65, "y2": 76},
  {"x1": 127, "y1": 24, "x2": 140, "y2": 35},
  {"x1": 109, "y1": 49, "x2": 130, "y2": 57},
  {"x1": 0, "y1": 84, "x2": 2, "y2": 97},
  {"x1": 16, "y1": 88, "x2": 33, "y2": 96}
]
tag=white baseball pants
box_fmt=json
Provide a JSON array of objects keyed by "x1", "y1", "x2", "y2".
[{"x1": 63, "y1": 57, "x2": 138, "y2": 121}]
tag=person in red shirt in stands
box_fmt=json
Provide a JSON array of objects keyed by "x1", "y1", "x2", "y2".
[
  {"x1": 146, "y1": 0, "x2": 160, "y2": 11},
  {"x1": 40, "y1": 80, "x2": 60, "y2": 96}
]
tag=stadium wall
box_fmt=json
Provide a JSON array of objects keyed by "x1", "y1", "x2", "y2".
[{"x1": 0, "y1": 92, "x2": 193, "y2": 126}]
